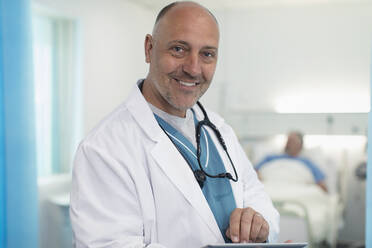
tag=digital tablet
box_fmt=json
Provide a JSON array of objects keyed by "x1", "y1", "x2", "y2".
[{"x1": 202, "y1": 243, "x2": 308, "y2": 248}]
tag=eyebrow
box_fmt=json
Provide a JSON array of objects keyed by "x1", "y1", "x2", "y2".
[
  {"x1": 203, "y1": 46, "x2": 218, "y2": 51},
  {"x1": 167, "y1": 40, "x2": 189, "y2": 47},
  {"x1": 167, "y1": 40, "x2": 218, "y2": 51}
]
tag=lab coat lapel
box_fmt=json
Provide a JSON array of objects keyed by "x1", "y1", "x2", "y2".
[
  {"x1": 151, "y1": 135, "x2": 223, "y2": 241},
  {"x1": 126, "y1": 82, "x2": 224, "y2": 241}
]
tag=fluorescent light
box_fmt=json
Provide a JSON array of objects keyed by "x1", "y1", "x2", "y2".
[{"x1": 274, "y1": 94, "x2": 370, "y2": 113}]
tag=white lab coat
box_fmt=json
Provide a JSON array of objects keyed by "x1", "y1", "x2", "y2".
[{"x1": 70, "y1": 82, "x2": 279, "y2": 248}]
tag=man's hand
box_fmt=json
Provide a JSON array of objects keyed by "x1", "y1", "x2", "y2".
[{"x1": 225, "y1": 207, "x2": 269, "y2": 243}]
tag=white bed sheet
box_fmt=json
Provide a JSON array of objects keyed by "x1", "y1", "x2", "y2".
[
  {"x1": 259, "y1": 159, "x2": 316, "y2": 184},
  {"x1": 263, "y1": 181, "x2": 341, "y2": 245}
]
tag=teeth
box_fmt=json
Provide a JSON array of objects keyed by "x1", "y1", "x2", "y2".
[{"x1": 179, "y1": 81, "x2": 197, "y2": 87}]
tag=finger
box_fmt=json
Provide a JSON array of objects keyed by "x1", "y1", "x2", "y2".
[
  {"x1": 250, "y1": 213, "x2": 264, "y2": 242},
  {"x1": 229, "y1": 208, "x2": 243, "y2": 243},
  {"x1": 225, "y1": 227, "x2": 230, "y2": 239},
  {"x1": 239, "y1": 208, "x2": 255, "y2": 243},
  {"x1": 256, "y1": 219, "x2": 270, "y2": 243}
]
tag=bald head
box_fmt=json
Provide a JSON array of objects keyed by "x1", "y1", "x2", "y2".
[
  {"x1": 152, "y1": 1, "x2": 219, "y2": 38},
  {"x1": 285, "y1": 131, "x2": 304, "y2": 157},
  {"x1": 155, "y1": 1, "x2": 218, "y2": 25}
]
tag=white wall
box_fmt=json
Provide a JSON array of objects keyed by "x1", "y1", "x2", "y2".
[
  {"x1": 33, "y1": 0, "x2": 154, "y2": 134},
  {"x1": 212, "y1": 2, "x2": 372, "y2": 114},
  {"x1": 32, "y1": 0, "x2": 372, "y2": 134}
]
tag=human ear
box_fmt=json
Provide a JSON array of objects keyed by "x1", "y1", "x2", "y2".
[{"x1": 144, "y1": 34, "x2": 153, "y2": 63}]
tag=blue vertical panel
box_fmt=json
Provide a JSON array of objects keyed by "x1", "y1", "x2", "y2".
[
  {"x1": 0, "y1": 6, "x2": 6, "y2": 246},
  {"x1": 367, "y1": 45, "x2": 372, "y2": 248},
  {"x1": 0, "y1": 0, "x2": 38, "y2": 248}
]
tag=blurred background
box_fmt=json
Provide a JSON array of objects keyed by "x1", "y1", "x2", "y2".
[{"x1": 1, "y1": 0, "x2": 372, "y2": 247}]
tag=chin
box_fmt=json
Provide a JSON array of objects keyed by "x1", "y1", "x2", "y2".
[
  {"x1": 172, "y1": 103, "x2": 193, "y2": 112},
  {"x1": 169, "y1": 97, "x2": 198, "y2": 111}
]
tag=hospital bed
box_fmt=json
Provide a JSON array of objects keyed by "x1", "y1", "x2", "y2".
[
  {"x1": 264, "y1": 181, "x2": 342, "y2": 247},
  {"x1": 240, "y1": 136, "x2": 355, "y2": 248}
]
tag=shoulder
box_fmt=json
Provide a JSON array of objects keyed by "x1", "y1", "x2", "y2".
[
  {"x1": 297, "y1": 156, "x2": 325, "y2": 181},
  {"x1": 262, "y1": 154, "x2": 286, "y2": 162},
  {"x1": 298, "y1": 156, "x2": 318, "y2": 168},
  {"x1": 80, "y1": 102, "x2": 141, "y2": 152},
  {"x1": 268, "y1": 154, "x2": 286, "y2": 160}
]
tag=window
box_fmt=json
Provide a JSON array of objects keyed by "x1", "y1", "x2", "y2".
[{"x1": 32, "y1": 11, "x2": 81, "y2": 178}]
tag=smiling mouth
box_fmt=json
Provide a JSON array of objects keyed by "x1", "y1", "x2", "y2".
[{"x1": 174, "y1": 78, "x2": 200, "y2": 87}]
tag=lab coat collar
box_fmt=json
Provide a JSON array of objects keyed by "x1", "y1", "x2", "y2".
[
  {"x1": 125, "y1": 80, "x2": 161, "y2": 142},
  {"x1": 125, "y1": 79, "x2": 225, "y2": 242},
  {"x1": 126, "y1": 79, "x2": 225, "y2": 141}
]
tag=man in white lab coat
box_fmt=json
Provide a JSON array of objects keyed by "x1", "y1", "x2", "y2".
[{"x1": 70, "y1": 2, "x2": 279, "y2": 248}]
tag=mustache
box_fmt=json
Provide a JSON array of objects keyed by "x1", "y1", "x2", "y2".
[{"x1": 168, "y1": 71, "x2": 205, "y2": 83}]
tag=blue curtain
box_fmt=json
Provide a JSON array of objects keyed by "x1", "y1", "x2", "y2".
[
  {"x1": 0, "y1": 0, "x2": 39, "y2": 247},
  {"x1": 0, "y1": 15, "x2": 5, "y2": 245}
]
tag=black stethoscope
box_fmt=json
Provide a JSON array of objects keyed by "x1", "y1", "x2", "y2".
[
  {"x1": 194, "y1": 101, "x2": 238, "y2": 188},
  {"x1": 158, "y1": 101, "x2": 239, "y2": 188}
]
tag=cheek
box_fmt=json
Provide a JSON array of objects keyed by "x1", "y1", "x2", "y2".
[
  {"x1": 157, "y1": 55, "x2": 181, "y2": 74},
  {"x1": 204, "y1": 65, "x2": 217, "y2": 81}
]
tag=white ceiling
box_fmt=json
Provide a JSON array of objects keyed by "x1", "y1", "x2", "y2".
[{"x1": 129, "y1": 0, "x2": 371, "y2": 11}]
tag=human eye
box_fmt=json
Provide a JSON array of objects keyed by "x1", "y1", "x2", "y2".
[
  {"x1": 201, "y1": 50, "x2": 217, "y2": 62},
  {"x1": 173, "y1": 46, "x2": 184, "y2": 52},
  {"x1": 203, "y1": 51, "x2": 214, "y2": 57},
  {"x1": 170, "y1": 45, "x2": 186, "y2": 57}
]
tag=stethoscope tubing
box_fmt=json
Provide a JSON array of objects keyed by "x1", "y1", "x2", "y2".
[{"x1": 195, "y1": 101, "x2": 238, "y2": 183}]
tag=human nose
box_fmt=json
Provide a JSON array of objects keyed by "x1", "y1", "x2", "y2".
[{"x1": 182, "y1": 52, "x2": 202, "y2": 77}]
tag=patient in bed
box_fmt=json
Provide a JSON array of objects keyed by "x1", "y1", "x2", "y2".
[{"x1": 255, "y1": 131, "x2": 328, "y2": 192}]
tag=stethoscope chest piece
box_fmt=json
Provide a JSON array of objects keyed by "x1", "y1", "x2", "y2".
[{"x1": 194, "y1": 169, "x2": 206, "y2": 188}]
